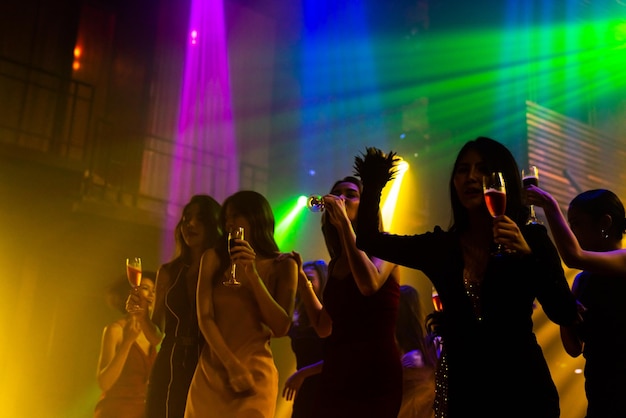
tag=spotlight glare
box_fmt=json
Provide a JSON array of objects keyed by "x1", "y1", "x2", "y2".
[
  {"x1": 275, "y1": 196, "x2": 310, "y2": 247},
  {"x1": 381, "y1": 158, "x2": 409, "y2": 231}
]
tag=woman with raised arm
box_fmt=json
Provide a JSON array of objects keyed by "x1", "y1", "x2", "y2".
[
  {"x1": 95, "y1": 273, "x2": 156, "y2": 418},
  {"x1": 526, "y1": 187, "x2": 626, "y2": 417},
  {"x1": 354, "y1": 139, "x2": 581, "y2": 418},
  {"x1": 292, "y1": 176, "x2": 402, "y2": 418}
]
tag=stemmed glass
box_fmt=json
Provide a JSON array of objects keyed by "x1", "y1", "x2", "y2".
[
  {"x1": 307, "y1": 194, "x2": 325, "y2": 213},
  {"x1": 522, "y1": 165, "x2": 542, "y2": 225},
  {"x1": 431, "y1": 286, "x2": 443, "y2": 312},
  {"x1": 483, "y1": 172, "x2": 507, "y2": 257},
  {"x1": 431, "y1": 286, "x2": 443, "y2": 357},
  {"x1": 126, "y1": 257, "x2": 142, "y2": 309},
  {"x1": 223, "y1": 227, "x2": 244, "y2": 286}
]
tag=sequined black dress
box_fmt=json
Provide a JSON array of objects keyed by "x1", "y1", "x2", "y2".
[{"x1": 356, "y1": 184, "x2": 580, "y2": 418}]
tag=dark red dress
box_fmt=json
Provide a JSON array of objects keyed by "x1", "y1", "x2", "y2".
[
  {"x1": 94, "y1": 342, "x2": 156, "y2": 418},
  {"x1": 315, "y1": 271, "x2": 402, "y2": 418}
]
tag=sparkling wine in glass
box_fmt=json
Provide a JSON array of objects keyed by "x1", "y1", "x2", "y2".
[
  {"x1": 431, "y1": 286, "x2": 443, "y2": 312},
  {"x1": 483, "y1": 172, "x2": 507, "y2": 257},
  {"x1": 223, "y1": 227, "x2": 244, "y2": 286},
  {"x1": 522, "y1": 165, "x2": 542, "y2": 225},
  {"x1": 126, "y1": 257, "x2": 142, "y2": 288},
  {"x1": 307, "y1": 194, "x2": 325, "y2": 213},
  {"x1": 126, "y1": 257, "x2": 142, "y2": 309}
]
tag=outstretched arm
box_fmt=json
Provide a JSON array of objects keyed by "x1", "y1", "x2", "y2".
[{"x1": 526, "y1": 185, "x2": 626, "y2": 274}]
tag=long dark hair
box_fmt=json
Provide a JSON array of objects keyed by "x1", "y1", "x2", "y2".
[
  {"x1": 396, "y1": 285, "x2": 438, "y2": 368},
  {"x1": 218, "y1": 191, "x2": 279, "y2": 269},
  {"x1": 173, "y1": 194, "x2": 221, "y2": 265},
  {"x1": 569, "y1": 189, "x2": 626, "y2": 241},
  {"x1": 449, "y1": 136, "x2": 527, "y2": 232}
]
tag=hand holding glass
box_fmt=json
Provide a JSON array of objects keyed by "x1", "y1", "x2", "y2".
[
  {"x1": 483, "y1": 172, "x2": 507, "y2": 257},
  {"x1": 522, "y1": 165, "x2": 542, "y2": 225},
  {"x1": 224, "y1": 227, "x2": 244, "y2": 286}
]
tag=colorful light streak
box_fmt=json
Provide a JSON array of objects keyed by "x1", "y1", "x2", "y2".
[
  {"x1": 274, "y1": 196, "x2": 309, "y2": 249},
  {"x1": 164, "y1": 0, "x2": 238, "y2": 259},
  {"x1": 381, "y1": 159, "x2": 409, "y2": 231}
]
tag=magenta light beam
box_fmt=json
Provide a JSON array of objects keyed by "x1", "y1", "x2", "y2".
[{"x1": 164, "y1": 0, "x2": 238, "y2": 257}]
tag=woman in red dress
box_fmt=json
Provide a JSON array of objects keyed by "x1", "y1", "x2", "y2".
[
  {"x1": 94, "y1": 274, "x2": 157, "y2": 418},
  {"x1": 293, "y1": 176, "x2": 402, "y2": 418}
]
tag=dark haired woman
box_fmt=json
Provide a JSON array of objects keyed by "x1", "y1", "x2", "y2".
[
  {"x1": 526, "y1": 187, "x2": 626, "y2": 417},
  {"x1": 282, "y1": 260, "x2": 328, "y2": 418},
  {"x1": 293, "y1": 176, "x2": 403, "y2": 418},
  {"x1": 355, "y1": 139, "x2": 581, "y2": 417},
  {"x1": 185, "y1": 190, "x2": 298, "y2": 417},
  {"x1": 133, "y1": 195, "x2": 222, "y2": 418},
  {"x1": 95, "y1": 271, "x2": 156, "y2": 418}
]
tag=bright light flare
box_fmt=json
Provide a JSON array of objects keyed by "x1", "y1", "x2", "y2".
[
  {"x1": 275, "y1": 196, "x2": 309, "y2": 247},
  {"x1": 381, "y1": 159, "x2": 409, "y2": 231}
]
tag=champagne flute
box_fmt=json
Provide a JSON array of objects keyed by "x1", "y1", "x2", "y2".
[
  {"x1": 483, "y1": 172, "x2": 507, "y2": 257},
  {"x1": 223, "y1": 226, "x2": 244, "y2": 286},
  {"x1": 431, "y1": 286, "x2": 443, "y2": 356},
  {"x1": 431, "y1": 286, "x2": 443, "y2": 312},
  {"x1": 307, "y1": 194, "x2": 325, "y2": 212},
  {"x1": 522, "y1": 165, "x2": 542, "y2": 225},
  {"x1": 126, "y1": 257, "x2": 142, "y2": 309}
]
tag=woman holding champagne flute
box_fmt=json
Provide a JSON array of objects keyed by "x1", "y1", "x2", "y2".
[
  {"x1": 185, "y1": 190, "x2": 298, "y2": 418},
  {"x1": 354, "y1": 137, "x2": 581, "y2": 418},
  {"x1": 94, "y1": 271, "x2": 156, "y2": 418}
]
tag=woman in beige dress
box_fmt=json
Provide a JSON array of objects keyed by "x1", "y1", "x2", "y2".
[{"x1": 185, "y1": 190, "x2": 298, "y2": 418}]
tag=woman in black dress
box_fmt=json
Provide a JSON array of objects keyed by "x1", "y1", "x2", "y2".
[
  {"x1": 354, "y1": 139, "x2": 581, "y2": 418},
  {"x1": 526, "y1": 187, "x2": 626, "y2": 417},
  {"x1": 283, "y1": 260, "x2": 328, "y2": 418},
  {"x1": 136, "y1": 195, "x2": 221, "y2": 418}
]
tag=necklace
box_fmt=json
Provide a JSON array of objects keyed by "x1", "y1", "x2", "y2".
[{"x1": 461, "y1": 236, "x2": 489, "y2": 321}]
